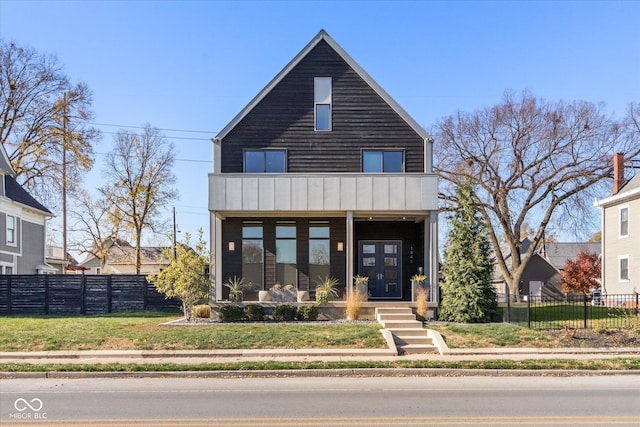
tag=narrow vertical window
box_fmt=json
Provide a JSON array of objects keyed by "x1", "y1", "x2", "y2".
[
  {"x1": 314, "y1": 77, "x2": 332, "y2": 131},
  {"x1": 309, "y1": 221, "x2": 330, "y2": 284},
  {"x1": 6, "y1": 215, "x2": 16, "y2": 245},
  {"x1": 276, "y1": 222, "x2": 297, "y2": 286},
  {"x1": 620, "y1": 207, "x2": 629, "y2": 237},
  {"x1": 619, "y1": 256, "x2": 629, "y2": 281},
  {"x1": 242, "y1": 223, "x2": 264, "y2": 289}
]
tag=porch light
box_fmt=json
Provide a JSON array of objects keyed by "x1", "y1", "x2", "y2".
[
  {"x1": 228, "y1": 241, "x2": 235, "y2": 252},
  {"x1": 337, "y1": 242, "x2": 344, "y2": 252}
]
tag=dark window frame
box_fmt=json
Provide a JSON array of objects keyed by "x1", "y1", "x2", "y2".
[
  {"x1": 243, "y1": 149, "x2": 287, "y2": 173},
  {"x1": 362, "y1": 149, "x2": 405, "y2": 173}
]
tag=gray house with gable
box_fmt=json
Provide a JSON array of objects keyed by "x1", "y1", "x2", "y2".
[
  {"x1": 0, "y1": 143, "x2": 54, "y2": 274},
  {"x1": 208, "y1": 30, "x2": 438, "y2": 302}
]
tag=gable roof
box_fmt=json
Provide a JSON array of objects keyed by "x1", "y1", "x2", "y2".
[
  {"x1": 216, "y1": 29, "x2": 430, "y2": 142},
  {"x1": 542, "y1": 242, "x2": 601, "y2": 271},
  {"x1": 4, "y1": 175, "x2": 52, "y2": 215},
  {"x1": 104, "y1": 246, "x2": 170, "y2": 266},
  {"x1": 0, "y1": 143, "x2": 16, "y2": 176},
  {"x1": 595, "y1": 171, "x2": 640, "y2": 207}
]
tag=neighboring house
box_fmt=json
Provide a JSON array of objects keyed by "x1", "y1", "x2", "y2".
[
  {"x1": 79, "y1": 240, "x2": 170, "y2": 275},
  {"x1": 493, "y1": 238, "x2": 600, "y2": 299},
  {"x1": 0, "y1": 143, "x2": 54, "y2": 274},
  {"x1": 45, "y1": 246, "x2": 87, "y2": 274},
  {"x1": 595, "y1": 153, "x2": 639, "y2": 296},
  {"x1": 208, "y1": 30, "x2": 438, "y2": 302}
]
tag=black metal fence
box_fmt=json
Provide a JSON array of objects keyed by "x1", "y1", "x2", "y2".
[
  {"x1": 499, "y1": 293, "x2": 639, "y2": 329},
  {"x1": 0, "y1": 275, "x2": 180, "y2": 315}
]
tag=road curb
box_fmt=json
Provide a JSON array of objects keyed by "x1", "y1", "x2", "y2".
[{"x1": 2, "y1": 368, "x2": 640, "y2": 380}]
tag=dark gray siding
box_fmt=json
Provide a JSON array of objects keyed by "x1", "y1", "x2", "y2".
[
  {"x1": 221, "y1": 40, "x2": 425, "y2": 173},
  {"x1": 221, "y1": 217, "x2": 347, "y2": 299},
  {"x1": 354, "y1": 220, "x2": 424, "y2": 301}
]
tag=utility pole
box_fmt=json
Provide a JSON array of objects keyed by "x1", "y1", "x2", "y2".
[
  {"x1": 61, "y1": 92, "x2": 69, "y2": 265},
  {"x1": 172, "y1": 206, "x2": 177, "y2": 259}
]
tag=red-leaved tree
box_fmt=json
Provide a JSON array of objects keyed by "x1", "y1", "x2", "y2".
[{"x1": 560, "y1": 251, "x2": 601, "y2": 294}]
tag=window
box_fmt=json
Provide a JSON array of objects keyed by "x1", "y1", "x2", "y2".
[
  {"x1": 244, "y1": 150, "x2": 286, "y2": 173},
  {"x1": 242, "y1": 222, "x2": 264, "y2": 288},
  {"x1": 309, "y1": 221, "x2": 330, "y2": 285},
  {"x1": 314, "y1": 77, "x2": 332, "y2": 131},
  {"x1": 362, "y1": 150, "x2": 404, "y2": 172},
  {"x1": 6, "y1": 215, "x2": 16, "y2": 245},
  {"x1": 276, "y1": 223, "x2": 297, "y2": 286},
  {"x1": 620, "y1": 206, "x2": 629, "y2": 237},
  {"x1": 619, "y1": 256, "x2": 629, "y2": 281}
]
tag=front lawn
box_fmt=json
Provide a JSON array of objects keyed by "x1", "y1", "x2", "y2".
[{"x1": 0, "y1": 312, "x2": 386, "y2": 351}]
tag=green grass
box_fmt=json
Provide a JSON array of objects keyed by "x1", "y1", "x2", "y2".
[
  {"x1": 0, "y1": 313, "x2": 386, "y2": 351},
  {"x1": 1, "y1": 357, "x2": 639, "y2": 372},
  {"x1": 428, "y1": 322, "x2": 555, "y2": 348}
]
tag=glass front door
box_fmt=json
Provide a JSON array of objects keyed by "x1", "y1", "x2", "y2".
[{"x1": 358, "y1": 241, "x2": 402, "y2": 299}]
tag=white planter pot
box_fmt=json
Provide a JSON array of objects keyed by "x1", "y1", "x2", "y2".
[{"x1": 258, "y1": 290, "x2": 271, "y2": 302}]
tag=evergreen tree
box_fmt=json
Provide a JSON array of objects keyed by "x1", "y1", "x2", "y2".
[{"x1": 440, "y1": 180, "x2": 497, "y2": 323}]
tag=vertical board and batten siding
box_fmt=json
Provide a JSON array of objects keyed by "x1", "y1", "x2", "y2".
[
  {"x1": 220, "y1": 40, "x2": 425, "y2": 174},
  {"x1": 0, "y1": 275, "x2": 180, "y2": 315}
]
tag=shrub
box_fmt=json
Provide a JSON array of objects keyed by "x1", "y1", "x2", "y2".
[
  {"x1": 315, "y1": 275, "x2": 340, "y2": 304},
  {"x1": 296, "y1": 304, "x2": 319, "y2": 321},
  {"x1": 272, "y1": 303, "x2": 297, "y2": 322},
  {"x1": 415, "y1": 287, "x2": 429, "y2": 321},
  {"x1": 244, "y1": 304, "x2": 265, "y2": 321},
  {"x1": 224, "y1": 276, "x2": 246, "y2": 302},
  {"x1": 345, "y1": 288, "x2": 363, "y2": 320},
  {"x1": 191, "y1": 304, "x2": 211, "y2": 319},
  {"x1": 218, "y1": 304, "x2": 244, "y2": 322}
]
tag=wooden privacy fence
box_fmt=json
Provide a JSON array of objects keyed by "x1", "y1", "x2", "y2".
[{"x1": 0, "y1": 275, "x2": 180, "y2": 315}]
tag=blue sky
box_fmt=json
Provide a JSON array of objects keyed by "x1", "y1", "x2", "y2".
[{"x1": 1, "y1": 0, "x2": 639, "y2": 248}]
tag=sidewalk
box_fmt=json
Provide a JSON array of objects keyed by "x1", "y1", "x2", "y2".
[{"x1": 2, "y1": 345, "x2": 638, "y2": 365}]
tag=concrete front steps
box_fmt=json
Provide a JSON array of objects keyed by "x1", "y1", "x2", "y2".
[{"x1": 375, "y1": 307, "x2": 439, "y2": 355}]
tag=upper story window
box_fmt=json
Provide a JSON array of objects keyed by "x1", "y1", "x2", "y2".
[
  {"x1": 244, "y1": 150, "x2": 286, "y2": 173},
  {"x1": 314, "y1": 77, "x2": 332, "y2": 131},
  {"x1": 620, "y1": 206, "x2": 629, "y2": 237},
  {"x1": 6, "y1": 215, "x2": 16, "y2": 245},
  {"x1": 362, "y1": 150, "x2": 404, "y2": 173}
]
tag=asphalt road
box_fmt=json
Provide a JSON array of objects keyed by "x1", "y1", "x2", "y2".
[{"x1": 2, "y1": 376, "x2": 639, "y2": 426}]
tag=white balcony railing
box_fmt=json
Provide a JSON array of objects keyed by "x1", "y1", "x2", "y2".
[{"x1": 209, "y1": 173, "x2": 438, "y2": 213}]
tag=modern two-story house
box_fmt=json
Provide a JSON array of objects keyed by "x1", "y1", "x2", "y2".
[
  {"x1": 0, "y1": 143, "x2": 54, "y2": 274},
  {"x1": 595, "y1": 153, "x2": 639, "y2": 297},
  {"x1": 208, "y1": 30, "x2": 438, "y2": 303}
]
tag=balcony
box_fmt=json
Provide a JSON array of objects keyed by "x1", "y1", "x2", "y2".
[{"x1": 208, "y1": 173, "x2": 438, "y2": 213}]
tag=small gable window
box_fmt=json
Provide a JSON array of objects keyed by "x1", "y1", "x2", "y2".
[
  {"x1": 314, "y1": 77, "x2": 332, "y2": 131},
  {"x1": 244, "y1": 150, "x2": 286, "y2": 173}
]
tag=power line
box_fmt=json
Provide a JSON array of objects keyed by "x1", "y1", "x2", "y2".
[
  {"x1": 90, "y1": 122, "x2": 218, "y2": 135},
  {"x1": 98, "y1": 130, "x2": 212, "y2": 141},
  {"x1": 94, "y1": 151, "x2": 211, "y2": 164}
]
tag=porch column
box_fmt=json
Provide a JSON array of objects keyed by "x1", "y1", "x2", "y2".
[
  {"x1": 211, "y1": 212, "x2": 224, "y2": 302},
  {"x1": 345, "y1": 211, "x2": 354, "y2": 298},
  {"x1": 427, "y1": 211, "x2": 439, "y2": 304}
]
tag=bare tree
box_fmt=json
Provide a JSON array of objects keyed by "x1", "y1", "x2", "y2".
[
  {"x1": 100, "y1": 125, "x2": 177, "y2": 274},
  {"x1": 69, "y1": 190, "x2": 124, "y2": 270},
  {"x1": 434, "y1": 91, "x2": 640, "y2": 296},
  {"x1": 0, "y1": 40, "x2": 98, "y2": 207}
]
